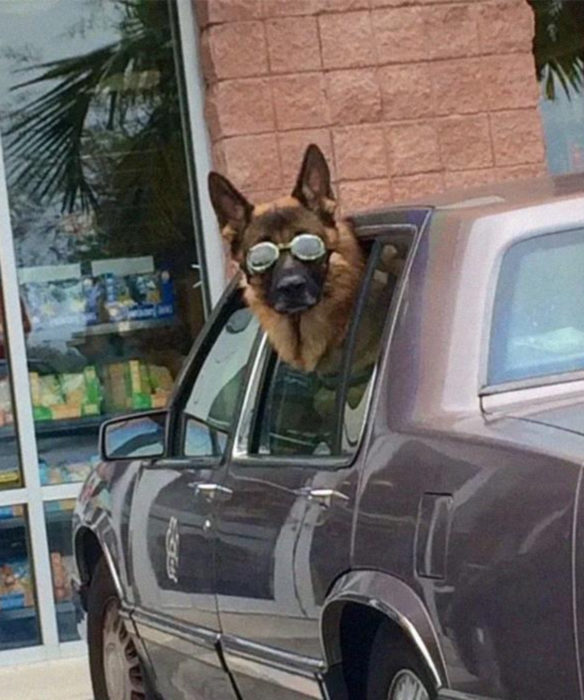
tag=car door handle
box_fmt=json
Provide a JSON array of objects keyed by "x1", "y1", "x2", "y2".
[
  {"x1": 306, "y1": 488, "x2": 350, "y2": 509},
  {"x1": 193, "y1": 483, "x2": 233, "y2": 503}
]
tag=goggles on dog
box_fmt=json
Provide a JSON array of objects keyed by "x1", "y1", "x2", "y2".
[{"x1": 246, "y1": 233, "x2": 327, "y2": 274}]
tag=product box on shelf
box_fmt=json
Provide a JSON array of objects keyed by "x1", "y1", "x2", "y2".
[
  {"x1": 30, "y1": 365, "x2": 103, "y2": 421},
  {"x1": 0, "y1": 560, "x2": 34, "y2": 611},
  {"x1": 20, "y1": 256, "x2": 176, "y2": 333},
  {"x1": 50, "y1": 552, "x2": 72, "y2": 602},
  {"x1": 39, "y1": 457, "x2": 96, "y2": 486},
  {"x1": 19, "y1": 264, "x2": 95, "y2": 331},
  {"x1": 103, "y1": 360, "x2": 173, "y2": 412},
  {"x1": 92, "y1": 257, "x2": 175, "y2": 324},
  {"x1": 0, "y1": 378, "x2": 13, "y2": 427}
]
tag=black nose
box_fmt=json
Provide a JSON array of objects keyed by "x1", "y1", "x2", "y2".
[{"x1": 276, "y1": 274, "x2": 306, "y2": 296}]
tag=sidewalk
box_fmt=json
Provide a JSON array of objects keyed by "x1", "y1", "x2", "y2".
[{"x1": 0, "y1": 656, "x2": 92, "y2": 700}]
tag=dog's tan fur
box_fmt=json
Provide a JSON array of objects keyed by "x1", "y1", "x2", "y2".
[{"x1": 209, "y1": 145, "x2": 364, "y2": 372}]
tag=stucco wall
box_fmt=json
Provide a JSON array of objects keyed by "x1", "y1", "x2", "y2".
[{"x1": 196, "y1": 0, "x2": 546, "y2": 213}]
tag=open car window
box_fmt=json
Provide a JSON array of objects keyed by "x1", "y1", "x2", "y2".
[
  {"x1": 250, "y1": 237, "x2": 411, "y2": 460},
  {"x1": 489, "y1": 227, "x2": 584, "y2": 385}
]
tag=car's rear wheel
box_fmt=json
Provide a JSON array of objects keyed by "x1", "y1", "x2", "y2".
[
  {"x1": 87, "y1": 557, "x2": 146, "y2": 700},
  {"x1": 366, "y1": 623, "x2": 436, "y2": 700}
]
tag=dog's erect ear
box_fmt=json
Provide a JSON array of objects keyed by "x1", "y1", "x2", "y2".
[
  {"x1": 292, "y1": 144, "x2": 335, "y2": 218},
  {"x1": 208, "y1": 172, "x2": 253, "y2": 252}
]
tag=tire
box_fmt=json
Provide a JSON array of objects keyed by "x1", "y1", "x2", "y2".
[
  {"x1": 366, "y1": 624, "x2": 436, "y2": 700},
  {"x1": 87, "y1": 557, "x2": 147, "y2": 700}
]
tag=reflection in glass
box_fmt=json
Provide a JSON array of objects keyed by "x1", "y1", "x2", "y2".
[
  {"x1": 183, "y1": 307, "x2": 259, "y2": 457},
  {"x1": 44, "y1": 499, "x2": 80, "y2": 642},
  {"x1": 104, "y1": 413, "x2": 166, "y2": 459},
  {"x1": 0, "y1": 505, "x2": 40, "y2": 649},
  {"x1": 0, "y1": 0, "x2": 205, "y2": 485},
  {"x1": 0, "y1": 286, "x2": 23, "y2": 489}
]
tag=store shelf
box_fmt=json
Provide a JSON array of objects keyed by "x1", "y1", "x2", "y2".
[
  {"x1": 26, "y1": 316, "x2": 178, "y2": 346},
  {"x1": 0, "y1": 515, "x2": 25, "y2": 531},
  {"x1": 0, "y1": 601, "x2": 72, "y2": 621},
  {"x1": 0, "y1": 606, "x2": 36, "y2": 621},
  {"x1": 44, "y1": 508, "x2": 75, "y2": 524},
  {"x1": 0, "y1": 412, "x2": 123, "y2": 442}
]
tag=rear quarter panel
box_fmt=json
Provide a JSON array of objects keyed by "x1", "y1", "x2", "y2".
[{"x1": 351, "y1": 211, "x2": 584, "y2": 699}]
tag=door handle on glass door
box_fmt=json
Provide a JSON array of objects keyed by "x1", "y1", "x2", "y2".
[
  {"x1": 194, "y1": 483, "x2": 233, "y2": 502},
  {"x1": 307, "y1": 489, "x2": 350, "y2": 508}
]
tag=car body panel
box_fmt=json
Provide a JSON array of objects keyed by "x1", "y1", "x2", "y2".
[{"x1": 73, "y1": 174, "x2": 584, "y2": 699}]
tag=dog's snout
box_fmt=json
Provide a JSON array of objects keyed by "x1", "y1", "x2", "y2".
[{"x1": 276, "y1": 274, "x2": 306, "y2": 295}]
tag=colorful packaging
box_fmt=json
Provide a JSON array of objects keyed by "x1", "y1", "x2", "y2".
[
  {"x1": 0, "y1": 560, "x2": 34, "y2": 610},
  {"x1": 30, "y1": 366, "x2": 103, "y2": 421},
  {"x1": 101, "y1": 270, "x2": 175, "y2": 323},
  {"x1": 102, "y1": 360, "x2": 174, "y2": 411}
]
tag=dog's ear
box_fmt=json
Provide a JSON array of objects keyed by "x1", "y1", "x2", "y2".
[
  {"x1": 292, "y1": 144, "x2": 335, "y2": 219},
  {"x1": 208, "y1": 172, "x2": 253, "y2": 253}
]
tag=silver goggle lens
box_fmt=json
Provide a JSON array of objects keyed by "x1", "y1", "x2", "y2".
[
  {"x1": 246, "y1": 234, "x2": 327, "y2": 275},
  {"x1": 246, "y1": 241, "x2": 280, "y2": 274},
  {"x1": 289, "y1": 233, "x2": 326, "y2": 261}
]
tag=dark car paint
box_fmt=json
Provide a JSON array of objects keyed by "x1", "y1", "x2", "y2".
[{"x1": 73, "y1": 178, "x2": 584, "y2": 700}]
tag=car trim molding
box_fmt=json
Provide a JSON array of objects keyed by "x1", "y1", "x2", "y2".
[
  {"x1": 322, "y1": 570, "x2": 448, "y2": 690},
  {"x1": 131, "y1": 605, "x2": 220, "y2": 651},
  {"x1": 74, "y1": 523, "x2": 125, "y2": 603},
  {"x1": 100, "y1": 539, "x2": 125, "y2": 601},
  {"x1": 221, "y1": 634, "x2": 325, "y2": 699},
  {"x1": 437, "y1": 691, "x2": 500, "y2": 700}
]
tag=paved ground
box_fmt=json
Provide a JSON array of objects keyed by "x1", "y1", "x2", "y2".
[{"x1": 0, "y1": 656, "x2": 92, "y2": 700}]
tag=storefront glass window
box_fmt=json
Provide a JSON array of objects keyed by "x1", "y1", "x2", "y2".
[
  {"x1": 0, "y1": 283, "x2": 22, "y2": 490},
  {"x1": 44, "y1": 500, "x2": 79, "y2": 642},
  {"x1": 0, "y1": 0, "x2": 205, "y2": 486},
  {"x1": 0, "y1": 504, "x2": 40, "y2": 649}
]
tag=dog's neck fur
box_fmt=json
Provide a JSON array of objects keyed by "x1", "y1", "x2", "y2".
[{"x1": 242, "y1": 219, "x2": 364, "y2": 372}]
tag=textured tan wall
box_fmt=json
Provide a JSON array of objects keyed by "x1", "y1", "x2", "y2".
[{"x1": 196, "y1": 0, "x2": 546, "y2": 213}]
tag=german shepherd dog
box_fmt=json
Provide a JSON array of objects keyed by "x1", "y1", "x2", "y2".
[{"x1": 208, "y1": 144, "x2": 364, "y2": 372}]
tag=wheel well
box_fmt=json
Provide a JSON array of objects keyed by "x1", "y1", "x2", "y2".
[
  {"x1": 324, "y1": 602, "x2": 421, "y2": 700},
  {"x1": 75, "y1": 527, "x2": 103, "y2": 606}
]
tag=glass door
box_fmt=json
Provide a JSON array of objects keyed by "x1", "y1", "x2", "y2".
[{"x1": 0, "y1": 0, "x2": 208, "y2": 656}]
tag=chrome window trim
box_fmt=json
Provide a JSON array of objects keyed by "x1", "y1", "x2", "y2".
[
  {"x1": 232, "y1": 334, "x2": 270, "y2": 461},
  {"x1": 480, "y1": 223, "x2": 584, "y2": 395},
  {"x1": 481, "y1": 376, "x2": 584, "y2": 416}
]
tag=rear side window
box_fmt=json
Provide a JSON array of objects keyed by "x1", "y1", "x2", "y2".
[
  {"x1": 489, "y1": 228, "x2": 584, "y2": 385},
  {"x1": 251, "y1": 238, "x2": 409, "y2": 459}
]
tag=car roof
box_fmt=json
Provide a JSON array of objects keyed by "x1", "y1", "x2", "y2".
[{"x1": 351, "y1": 171, "x2": 584, "y2": 231}]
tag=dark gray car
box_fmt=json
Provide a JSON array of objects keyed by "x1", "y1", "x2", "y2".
[{"x1": 72, "y1": 174, "x2": 584, "y2": 700}]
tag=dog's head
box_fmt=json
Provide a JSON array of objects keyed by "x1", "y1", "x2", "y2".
[{"x1": 209, "y1": 144, "x2": 340, "y2": 315}]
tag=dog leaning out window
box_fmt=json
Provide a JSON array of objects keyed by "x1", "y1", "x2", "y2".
[
  {"x1": 251, "y1": 238, "x2": 410, "y2": 457},
  {"x1": 208, "y1": 144, "x2": 409, "y2": 456},
  {"x1": 198, "y1": 237, "x2": 410, "y2": 459}
]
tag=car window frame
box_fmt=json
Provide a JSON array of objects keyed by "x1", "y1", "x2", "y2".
[
  {"x1": 165, "y1": 281, "x2": 262, "y2": 466},
  {"x1": 481, "y1": 224, "x2": 584, "y2": 395},
  {"x1": 232, "y1": 230, "x2": 416, "y2": 472}
]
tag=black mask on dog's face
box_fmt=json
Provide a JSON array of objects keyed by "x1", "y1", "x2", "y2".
[
  {"x1": 246, "y1": 210, "x2": 330, "y2": 314},
  {"x1": 208, "y1": 144, "x2": 337, "y2": 315}
]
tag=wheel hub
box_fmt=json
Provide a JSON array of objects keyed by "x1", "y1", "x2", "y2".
[
  {"x1": 102, "y1": 598, "x2": 145, "y2": 700},
  {"x1": 388, "y1": 668, "x2": 430, "y2": 700}
]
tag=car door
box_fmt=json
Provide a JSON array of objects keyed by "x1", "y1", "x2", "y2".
[
  {"x1": 128, "y1": 286, "x2": 260, "y2": 700},
  {"x1": 214, "y1": 235, "x2": 412, "y2": 699}
]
